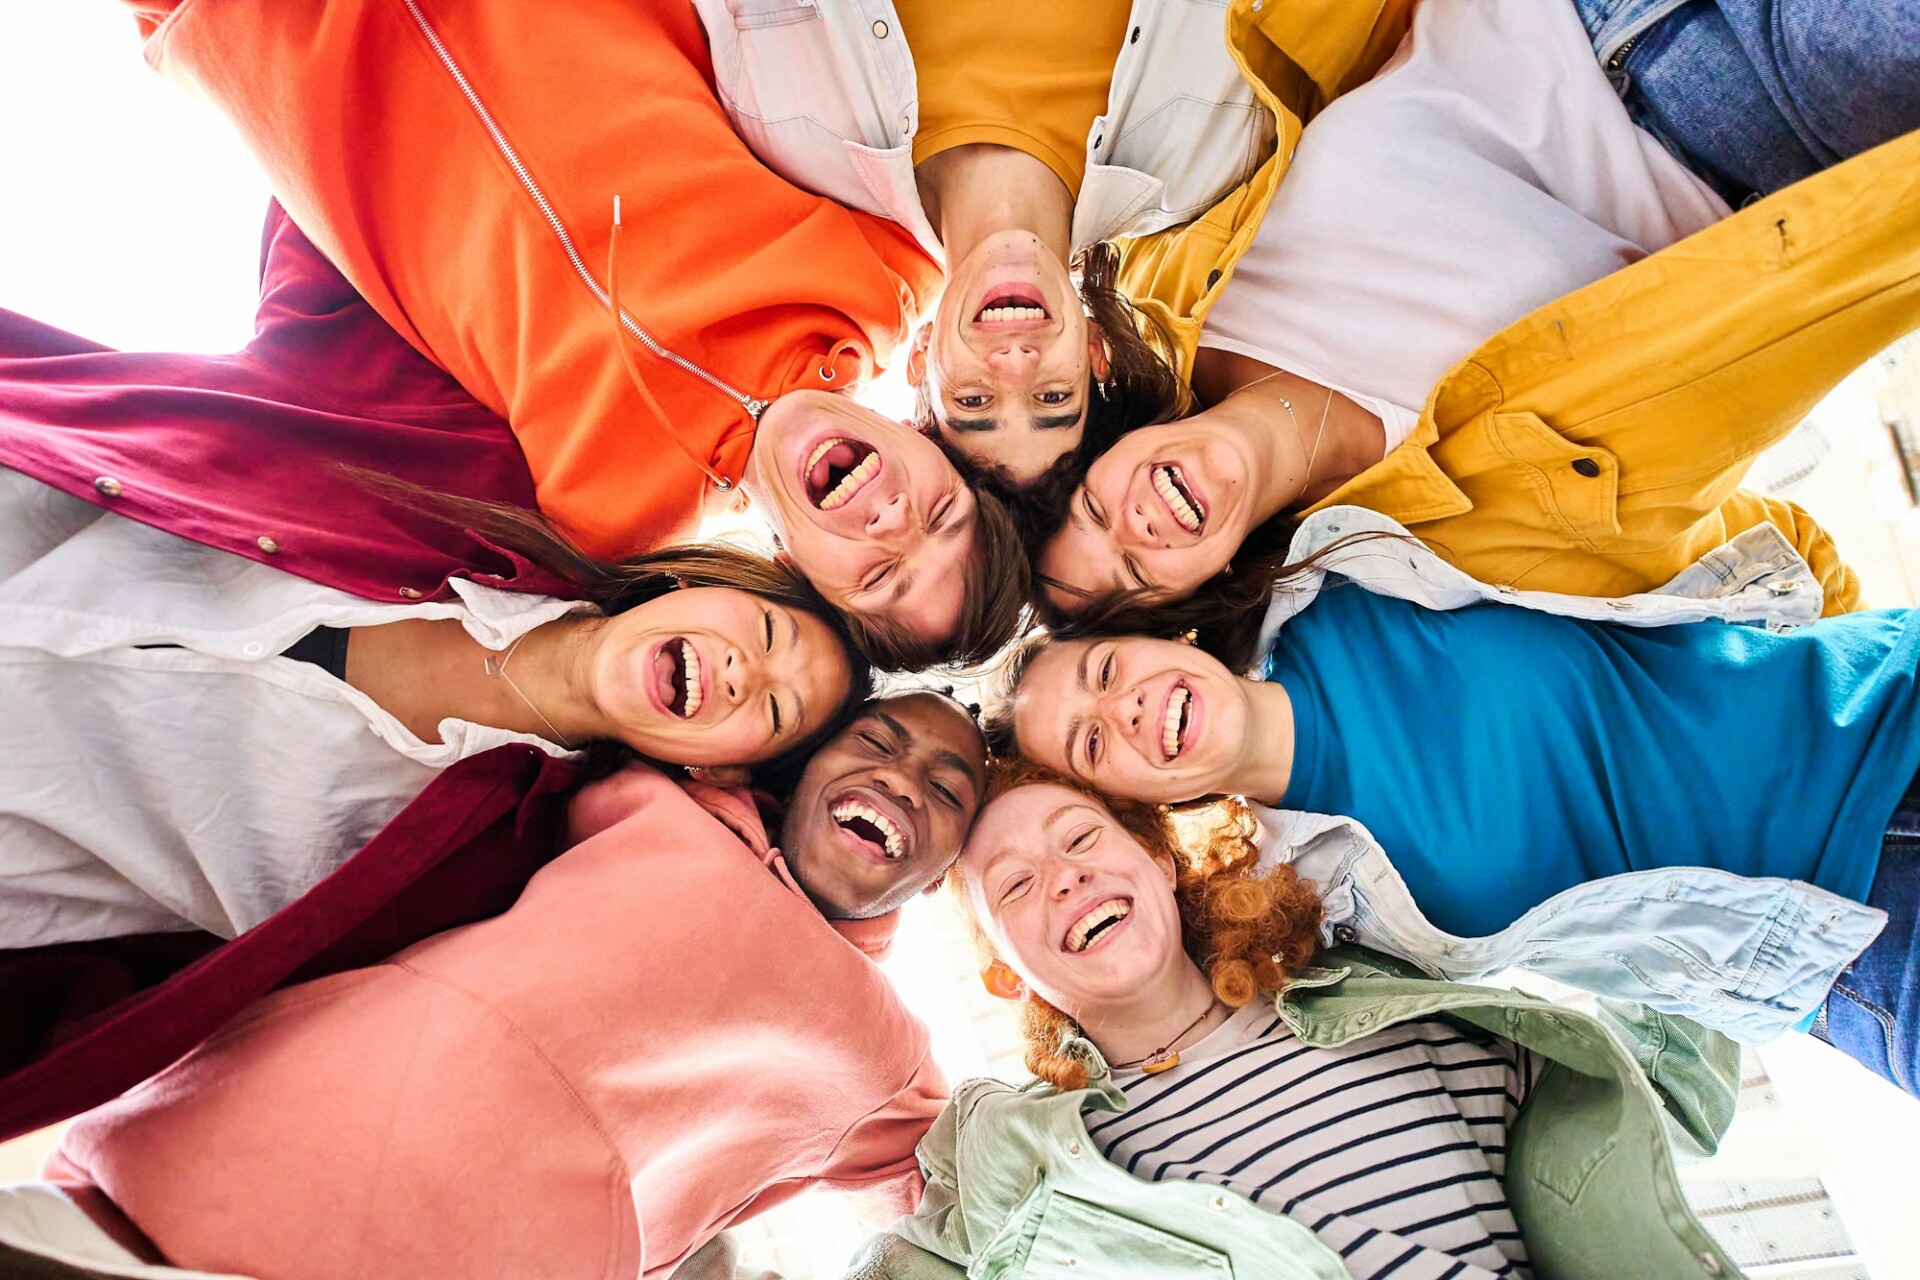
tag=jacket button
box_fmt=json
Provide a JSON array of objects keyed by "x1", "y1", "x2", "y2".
[
  {"x1": 1333, "y1": 924, "x2": 1358, "y2": 945},
  {"x1": 1206, "y1": 270, "x2": 1223, "y2": 290},
  {"x1": 1356, "y1": 1010, "x2": 1375, "y2": 1026},
  {"x1": 399, "y1": 587, "x2": 424, "y2": 600},
  {"x1": 93, "y1": 476, "x2": 124, "y2": 497},
  {"x1": 242, "y1": 642, "x2": 266, "y2": 657},
  {"x1": 256, "y1": 536, "x2": 281, "y2": 554},
  {"x1": 1130, "y1": 26, "x2": 1140, "y2": 42},
  {"x1": 1210, "y1": 1194, "x2": 1228, "y2": 1211},
  {"x1": 1766, "y1": 579, "x2": 1798, "y2": 595},
  {"x1": 1572, "y1": 457, "x2": 1602, "y2": 478},
  {"x1": 1066, "y1": 1141, "x2": 1082, "y2": 1159},
  {"x1": 1699, "y1": 1252, "x2": 1722, "y2": 1275},
  {"x1": 870, "y1": 19, "x2": 887, "y2": 38}
]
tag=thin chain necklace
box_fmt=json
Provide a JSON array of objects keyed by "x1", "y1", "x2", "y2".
[
  {"x1": 482, "y1": 629, "x2": 574, "y2": 748},
  {"x1": 1240, "y1": 367, "x2": 1335, "y2": 497},
  {"x1": 1116, "y1": 998, "x2": 1226, "y2": 1076}
]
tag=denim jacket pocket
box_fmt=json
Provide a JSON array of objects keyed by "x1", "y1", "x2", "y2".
[
  {"x1": 1017, "y1": 1188, "x2": 1236, "y2": 1280},
  {"x1": 1487, "y1": 412, "x2": 1622, "y2": 545}
]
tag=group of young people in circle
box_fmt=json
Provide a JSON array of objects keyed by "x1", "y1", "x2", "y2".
[{"x1": 1, "y1": 1, "x2": 1918, "y2": 1278}]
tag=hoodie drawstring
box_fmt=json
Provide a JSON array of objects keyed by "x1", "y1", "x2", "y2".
[{"x1": 607, "y1": 197, "x2": 736, "y2": 492}]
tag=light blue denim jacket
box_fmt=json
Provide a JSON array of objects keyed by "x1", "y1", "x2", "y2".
[
  {"x1": 1252, "y1": 805, "x2": 1886, "y2": 1045},
  {"x1": 1248, "y1": 507, "x2": 1886, "y2": 1044}
]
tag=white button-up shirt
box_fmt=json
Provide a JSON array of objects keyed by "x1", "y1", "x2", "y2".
[
  {"x1": 692, "y1": 0, "x2": 1272, "y2": 258},
  {"x1": 0, "y1": 468, "x2": 582, "y2": 948}
]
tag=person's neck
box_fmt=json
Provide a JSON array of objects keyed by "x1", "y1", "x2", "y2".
[
  {"x1": 916, "y1": 144, "x2": 1074, "y2": 264},
  {"x1": 1223, "y1": 676, "x2": 1295, "y2": 806},
  {"x1": 479, "y1": 613, "x2": 614, "y2": 747},
  {"x1": 1205, "y1": 369, "x2": 1386, "y2": 523},
  {"x1": 1080, "y1": 958, "x2": 1229, "y2": 1070}
]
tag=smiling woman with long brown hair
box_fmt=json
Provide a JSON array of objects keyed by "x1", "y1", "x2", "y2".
[{"x1": 0, "y1": 461, "x2": 870, "y2": 952}]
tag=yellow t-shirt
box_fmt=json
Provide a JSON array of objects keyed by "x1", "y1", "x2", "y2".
[{"x1": 894, "y1": 0, "x2": 1135, "y2": 198}]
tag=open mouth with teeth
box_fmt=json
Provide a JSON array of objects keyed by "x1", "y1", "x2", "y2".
[
  {"x1": 804, "y1": 437, "x2": 881, "y2": 511},
  {"x1": 1151, "y1": 463, "x2": 1205, "y2": 535},
  {"x1": 1160, "y1": 682, "x2": 1194, "y2": 762},
  {"x1": 1065, "y1": 897, "x2": 1132, "y2": 953},
  {"x1": 973, "y1": 292, "x2": 1050, "y2": 325},
  {"x1": 830, "y1": 796, "x2": 908, "y2": 861},
  {"x1": 653, "y1": 637, "x2": 704, "y2": 719}
]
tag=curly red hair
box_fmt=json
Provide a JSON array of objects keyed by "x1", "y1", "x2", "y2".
[{"x1": 950, "y1": 758, "x2": 1322, "y2": 1089}]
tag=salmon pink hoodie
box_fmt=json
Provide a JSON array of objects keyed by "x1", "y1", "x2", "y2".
[{"x1": 49, "y1": 766, "x2": 944, "y2": 1280}]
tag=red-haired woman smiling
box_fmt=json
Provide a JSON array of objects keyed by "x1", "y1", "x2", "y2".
[{"x1": 851, "y1": 765, "x2": 1744, "y2": 1279}]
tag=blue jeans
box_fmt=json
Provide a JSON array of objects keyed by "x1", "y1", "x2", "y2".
[
  {"x1": 1571, "y1": 0, "x2": 1920, "y2": 205},
  {"x1": 1814, "y1": 791, "x2": 1920, "y2": 1096}
]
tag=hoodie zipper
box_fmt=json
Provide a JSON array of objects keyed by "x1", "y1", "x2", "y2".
[{"x1": 399, "y1": 0, "x2": 771, "y2": 436}]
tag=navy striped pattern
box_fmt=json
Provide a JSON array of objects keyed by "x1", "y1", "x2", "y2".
[{"x1": 1087, "y1": 1004, "x2": 1541, "y2": 1280}]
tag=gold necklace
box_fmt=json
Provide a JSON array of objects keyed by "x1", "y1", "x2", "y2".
[
  {"x1": 482, "y1": 628, "x2": 574, "y2": 748},
  {"x1": 1116, "y1": 999, "x2": 1225, "y2": 1076},
  {"x1": 1231, "y1": 366, "x2": 1336, "y2": 498}
]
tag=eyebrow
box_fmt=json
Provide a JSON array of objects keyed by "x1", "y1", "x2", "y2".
[
  {"x1": 873, "y1": 710, "x2": 908, "y2": 743},
  {"x1": 947, "y1": 417, "x2": 997, "y2": 433},
  {"x1": 785, "y1": 610, "x2": 801, "y2": 653},
  {"x1": 936, "y1": 747, "x2": 985, "y2": 791},
  {"x1": 947, "y1": 411, "x2": 1081, "y2": 435},
  {"x1": 1034, "y1": 413, "x2": 1080, "y2": 431},
  {"x1": 1061, "y1": 645, "x2": 1094, "y2": 781}
]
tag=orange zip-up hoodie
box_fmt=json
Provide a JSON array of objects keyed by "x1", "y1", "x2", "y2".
[{"x1": 128, "y1": 0, "x2": 942, "y2": 556}]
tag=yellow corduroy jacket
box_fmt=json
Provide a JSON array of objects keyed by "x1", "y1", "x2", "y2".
[{"x1": 1115, "y1": 0, "x2": 1920, "y2": 612}]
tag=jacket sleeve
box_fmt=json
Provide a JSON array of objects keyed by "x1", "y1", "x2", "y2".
[
  {"x1": 1593, "y1": 1000, "x2": 1744, "y2": 1161},
  {"x1": 1713, "y1": 488, "x2": 1864, "y2": 615}
]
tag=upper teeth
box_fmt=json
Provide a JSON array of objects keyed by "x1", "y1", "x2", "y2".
[
  {"x1": 976, "y1": 305, "x2": 1046, "y2": 323},
  {"x1": 832, "y1": 799, "x2": 906, "y2": 860},
  {"x1": 1153, "y1": 465, "x2": 1203, "y2": 533},
  {"x1": 805, "y1": 438, "x2": 841, "y2": 474},
  {"x1": 1067, "y1": 899, "x2": 1131, "y2": 952},
  {"x1": 821, "y1": 451, "x2": 880, "y2": 511},
  {"x1": 678, "y1": 639, "x2": 703, "y2": 717},
  {"x1": 1162, "y1": 685, "x2": 1191, "y2": 760}
]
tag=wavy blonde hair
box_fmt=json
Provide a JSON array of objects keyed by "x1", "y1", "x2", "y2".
[{"x1": 949, "y1": 758, "x2": 1321, "y2": 1089}]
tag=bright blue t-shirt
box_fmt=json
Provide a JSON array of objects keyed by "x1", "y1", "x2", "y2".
[{"x1": 1264, "y1": 583, "x2": 1920, "y2": 938}]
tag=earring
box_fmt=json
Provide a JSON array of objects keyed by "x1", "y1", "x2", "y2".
[
  {"x1": 1222, "y1": 562, "x2": 1234, "y2": 578},
  {"x1": 1178, "y1": 629, "x2": 1199, "y2": 645},
  {"x1": 1096, "y1": 377, "x2": 1113, "y2": 403}
]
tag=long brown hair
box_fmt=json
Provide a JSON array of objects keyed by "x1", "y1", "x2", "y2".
[
  {"x1": 356, "y1": 476, "x2": 876, "y2": 772},
  {"x1": 949, "y1": 758, "x2": 1321, "y2": 1090},
  {"x1": 918, "y1": 242, "x2": 1196, "y2": 557}
]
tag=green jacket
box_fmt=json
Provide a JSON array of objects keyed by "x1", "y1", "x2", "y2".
[{"x1": 854, "y1": 951, "x2": 1745, "y2": 1280}]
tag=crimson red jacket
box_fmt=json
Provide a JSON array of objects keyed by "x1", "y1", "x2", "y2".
[{"x1": 0, "y1": 204, "x2": 582, "y2": 1140}]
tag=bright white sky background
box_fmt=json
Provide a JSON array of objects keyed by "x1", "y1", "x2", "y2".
[{"x1": 4, "y1": 6, "x2": 1920, "y2": 1277}]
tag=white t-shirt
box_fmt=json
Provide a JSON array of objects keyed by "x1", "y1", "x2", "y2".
[
  {"x1": 0, "y1": 468, "x2": 582, "y2": 949},
  {"x1": 1198, "y1": 0, "x2": 1731, "y2": 451}
]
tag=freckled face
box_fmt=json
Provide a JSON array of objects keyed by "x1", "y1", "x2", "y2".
[
  {"x1": 589, "y1": 587, "x2": 854, "y2": 766},
  {"x1": 744, "y1": 390, "x2": 975, "y2": 647},
  {"x1": 959, "y1": 783, "x2": 1185, "y2": 1019},
  {"x1": 1011, "y1": 637, "x2": 1251, "y2": 804}
]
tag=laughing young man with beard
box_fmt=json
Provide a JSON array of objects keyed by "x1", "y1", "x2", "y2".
[{"x1": 2, "y1": 695, "x2": 987, "y2": 1280}]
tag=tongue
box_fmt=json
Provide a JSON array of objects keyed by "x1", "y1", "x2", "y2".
[
  {"x1": 653, "y1": 647, "x2": 678, "y2": 708},
  {"x1": 838, "y1": 815, "x2": 889, "y2": 854},
  {"x1": 809, "y1": 442, "x2": 860, "y2": 497}
]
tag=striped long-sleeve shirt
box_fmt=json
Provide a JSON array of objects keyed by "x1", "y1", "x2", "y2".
[{"x1": 1087, "y1": 1002, "x2": 1542, "y2": 1280}]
